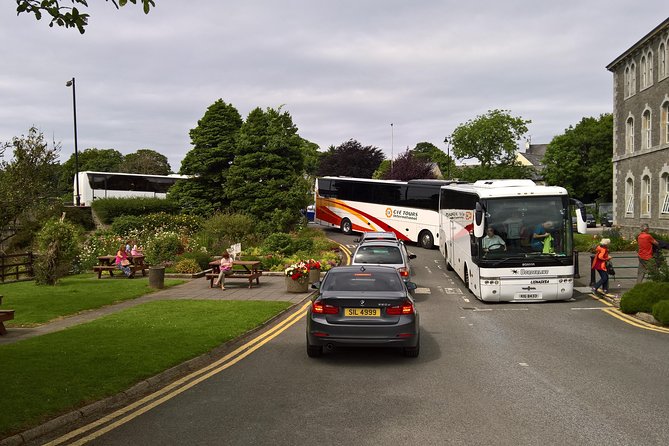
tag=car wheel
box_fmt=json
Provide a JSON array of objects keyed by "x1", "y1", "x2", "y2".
[
  {"x1": 418, "y1": 230, "x2": 434, "y2": 249},
  {"x1": 403, "y1": 338, "x2": 420, "y2": 358},
  {"x1": 340, "y1": 218, "x2": 352, "y2": 235},
  {"x1": 307, "y1": 340, "x2": 322, "y2": 357}
]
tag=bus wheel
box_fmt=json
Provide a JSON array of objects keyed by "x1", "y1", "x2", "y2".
[
  {"x1": 464, "y1": 265, "x2": 470, "y2": 289},
  {"x1": 444, "y1": 245, "x2": 453, "y2": 271},
  {"x1": 418, "y1": 230, "x2": 434, "y2": 249},
  {"x1": 340, "y1": 218, "x2": 353, "y2": 235}
]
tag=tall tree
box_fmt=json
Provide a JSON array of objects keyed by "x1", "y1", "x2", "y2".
[
  {"x1": 412, "y1": 141, "x2": 454, "y2": 178},
  {"x1": 59, "y1": 148, "x2": 124, "y2": 193},
  {"x1": 226, "y1": 107, "x2": 310, "y2": 233},
  {"x1": 316, "y1": 140, "x2": 385, "y2": 178},
  {"x1": 449, "y1": 109, "x2": 531, "y2": 168},
  {"x1": 172, "y1": 99, "x2": 243, "y2": 214},
  {"x1": 542, "y1": 114, "x2": 613, "y2": 202},
  {"x1": 383, "y1": 149, "x2": 436, "y2": 181},
  {"x1": 0, "y1": 127, "x2": 60, "y2": 231},
  {"x1": 16, "y1": 0, "x2": 154, "y2": 34},
  {"x1": 119, "y1": 149, "x2": 171, "y2": 175}
]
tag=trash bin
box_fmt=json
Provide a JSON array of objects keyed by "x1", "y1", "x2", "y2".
[
  {"x1": 149, "y1": 266, "x2": 165, "y2": 289},
  {"x1": 306, "y1": 205, "x2": 315, "y2": 222}
]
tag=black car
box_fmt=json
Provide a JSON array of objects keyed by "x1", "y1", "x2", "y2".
[
  {"x1": 600, "y1": 214, "x2": 613, "y2": 227},
  {"x1": 306, "y1": 265, "x2": 419, "y2": 357},
  {"x1": 586, "y1": 214, "x2": 596, "y2": 228}
]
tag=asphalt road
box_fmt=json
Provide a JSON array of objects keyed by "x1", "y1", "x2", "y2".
[{"x1": 69, "y1": 229, "x2": 668, "y2": 445}]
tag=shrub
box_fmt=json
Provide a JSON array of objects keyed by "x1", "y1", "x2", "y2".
[
  {"x1": 177, "y1": 250, "x2": 211, "y2": 271},
  {"x1": 173, "y1": 258, "x2": 201, "y2": 274},
  {"x1": 652, "y1": 299, "x2": 669, "y2": 325},
  {"x1": 261, "y1": 233, "x2": 294, "y2": 255},
  {"x1": 144, "y1": 232, "x2": 184, "y2": 266},
  {"x1": 92, "y1": 198, "x2": 180, "y2": 224},
  {"x1": 111, "y1": 215, "x2": 144, "y2": 235},
  {"x1": 198, "y1": 213, "x2": 256, "y2": 254},
  {"x1": 33, "y1": 219, "x2": 80, "y2": 285},
  {"x1": 619, "y1": 282, "x2": 669, "y2": 314}
]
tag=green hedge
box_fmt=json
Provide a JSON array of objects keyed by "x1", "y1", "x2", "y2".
[
  {"x1": 620, "y1": 282, "x2": 669, "y2": 314},
  {"x1": 652, "y1": 300, "x2": 669, "y2": 325},
  {"x1": 92, "y1": 198, "x2": 180, "y2": 224}
]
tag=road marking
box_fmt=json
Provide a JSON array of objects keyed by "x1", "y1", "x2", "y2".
[
  {"x1": 47, "y1": 302, "x2": 311, "y2": 445},
  {"x1": 588, "y1": 292, "x2": 669, "y2": 333},
  {"x1": 424, "y1": 266, "x2": 433, "y2": 274},
  {"x1": 337, "y1": 242, "x2": 352, "y2": 265},
  {"x1": 519, "y1": 363, "x2": 529, "y2": 367},
  {"x1": 414, "y1": 287, "x2": 431, "y2": 294},
  {"x1": 571, "y1": 307, "x2": 610, "y2": 310}
]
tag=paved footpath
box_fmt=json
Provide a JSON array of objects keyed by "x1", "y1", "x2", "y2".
[{"x1": 0, "y1": 273, "x2": 315, "y2": 345}]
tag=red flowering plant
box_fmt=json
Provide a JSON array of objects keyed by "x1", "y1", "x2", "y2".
[
  {"x1": 306, "y1": 259, "x2": 321, "y2": 271},
  {"x1": 285, "y1": 261, "x2": 309, "y2": 283}
]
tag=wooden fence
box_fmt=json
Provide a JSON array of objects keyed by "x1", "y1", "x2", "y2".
[{"x1": 0, "y1": 252, "x2": 34, "y2": 283}]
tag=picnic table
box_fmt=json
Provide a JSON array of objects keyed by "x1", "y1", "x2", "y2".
[
  {"x1": 93, "y1": 255, "x2": 149, "y2": 279},
  {"x1": 205, "y1": 259, "x2": 262, "y2": 288},
  {"x1": 0, "y1": 294, "x2": 14, "y2": 336}
]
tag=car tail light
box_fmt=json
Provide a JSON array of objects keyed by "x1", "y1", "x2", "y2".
[
  {"x1": 312, "y1": 299, "x2": 339, "y2": 315},
  {"x1": 397, "y1": 267, "x2": 409, "y2": 278},
  {"x1": 386, "y1": 300, "x2": 414, "y2": 315}
]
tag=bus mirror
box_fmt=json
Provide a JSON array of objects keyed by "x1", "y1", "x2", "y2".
[
  {"x1": 474, "y1": 202, "x2": 485, "y2": 238},
  {"x1": 571, "y1": 198, "x2": 587, "y2": 234}
]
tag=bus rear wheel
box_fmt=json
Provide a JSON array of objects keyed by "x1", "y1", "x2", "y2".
[
  {"x1": 418, "y1": 230, "x2": 434, "y2": 249},
  {"x1": 340, "y1": 218, "x2": 353, "y2": 235}
]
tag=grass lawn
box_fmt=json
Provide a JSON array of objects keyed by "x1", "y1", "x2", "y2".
[
  {"x1": 0, "y1": 299, "x2": 291, "y2": 437},
  {"x1": 0, "y1": 274, "x2": 186, "y2": 326}
]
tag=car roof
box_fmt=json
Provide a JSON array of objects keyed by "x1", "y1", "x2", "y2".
[
  {"x1": 361, "y1": 231, "x2": 397, "y2": 240},
  {"x1": 355, "y1": 240, "x2": 403, "y2": 248},
  {"x1": 327, "y1": 265, "x2": 401, "y2": 274}
]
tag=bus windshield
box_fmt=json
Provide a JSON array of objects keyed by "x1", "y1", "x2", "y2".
[{"x1": 479, "y1": 196, "x2": 573, "y2": 259}]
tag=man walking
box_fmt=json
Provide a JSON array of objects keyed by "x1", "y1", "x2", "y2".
[{"x1": 637, "y1": 223, "x2": 659, "y2": 283}]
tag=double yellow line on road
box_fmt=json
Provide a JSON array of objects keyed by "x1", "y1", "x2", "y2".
[
  {"x1": 591, "y1": 293, "x2": 669, "y2": 334},
  {"x1": 47, "y1": 301, "x2": 311, "y2": 446}
]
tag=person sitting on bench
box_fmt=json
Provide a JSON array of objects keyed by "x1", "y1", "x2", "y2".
[{"x1": 213, "y1": 252, "x2": 234, "y2": 290}]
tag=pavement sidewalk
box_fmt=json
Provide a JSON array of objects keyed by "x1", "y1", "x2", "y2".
[{"x1": 0, "y1": 273, "x2": 315, "y2": 345}]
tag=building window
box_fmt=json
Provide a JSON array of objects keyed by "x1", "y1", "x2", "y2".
[
  {"x1": 630, "y1": 62, "x2": 636, "y2": 95},
  {"x1": 641, "y1": 55, "x2": 648, "y2": 89},
  {"x1": 626, "y1": 117, "x2": 635, "y2": 153},
  {"x1": 642, "y1": 110, "x2": 652, "y2": 149},
  {"x1": 641, "y1": 175, "x2": 651, "y2": 216},
  {"x1": 647, "y1": 51, "x2": 654, "y2": 87},
  {"x1": 661, "y1": 41, "x2": 668, "y2": 79},
  {"x1": 663, "y1": 101, "x2": 669, "y2": 145},
  {"x1": 625, "y1": 178, "x2": 634, "y2": 215},
  {"x1": 661, "y1": 173, "x2": 669, "y2": 215}
]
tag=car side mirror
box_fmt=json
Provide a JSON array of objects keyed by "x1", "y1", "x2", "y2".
[
  {"x1": 311, "y1": 281, "x2": 321, "y2": 289},
  {"x1": 353, "y1": 237, "x2": 360, "y2": 243},
  {"x1": 405, "y1": 281, "x2": 418, "y2": 291},
  {"x1": 408, "y1": 254, "x2": 417, "y2": 259}
]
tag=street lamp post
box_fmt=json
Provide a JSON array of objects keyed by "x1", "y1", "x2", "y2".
[
  {"x1": 66, "y1": 77, "x2": 81, "y2": 206},
  {"x1": 444, "y1": 137, "x2": 451, "y2": 179}
]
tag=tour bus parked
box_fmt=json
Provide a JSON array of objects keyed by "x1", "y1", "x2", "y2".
[
  {"x1": 314, "y1": 177, "x2": 456, "y2": 248},
  {"x1": 74, "y1": 171, "x2": 188, "y2": 206},
  {"x1": 439, "y1": 179, "x2": 587, "y2": 302}
]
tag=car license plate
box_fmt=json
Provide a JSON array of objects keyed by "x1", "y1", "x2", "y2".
[
  {"x1": 344, "y1": 308, "x2": 380, "y2": 317},
  {"x1": 515, "y1": 292, "x2": 542, "y2": 299}
]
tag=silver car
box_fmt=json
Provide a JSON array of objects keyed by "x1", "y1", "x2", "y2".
[
  {"x1": 306, "y1": 265, "x2": 419, "y2": 357},
  {"x1": 351, "y1": 240, "x2": 416, "y2": 281}
]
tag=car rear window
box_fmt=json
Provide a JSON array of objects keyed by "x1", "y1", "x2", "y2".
[
  {"x1": 323, "y1": 271, "x2": 404, "y2": 292},
  {"x1": 353, "y1": 246, "x2": 403, "y2": 264}
]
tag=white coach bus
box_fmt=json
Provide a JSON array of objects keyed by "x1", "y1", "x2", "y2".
[
  {"x1": 439, "y1": 179, "x2": 587, "y2": 302},
  {"x1": 74, "y1": 171, "x2": 188, "y2": 206},
  {"x1": 315, "y1": 177, "x2": 455, "y2": 248}
]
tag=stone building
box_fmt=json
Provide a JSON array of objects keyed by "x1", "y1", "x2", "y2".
[{"x1": 606, "y1": 17, "x2": 669, "y2": 236}]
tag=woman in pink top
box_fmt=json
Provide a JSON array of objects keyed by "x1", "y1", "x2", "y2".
[
  {"x1": 591, "y1": 238, "x2": 611, "y2": 295},
  {"x1": 213, "y1": 252, "x2": 234, "y2": 290},
  {"x1": 115, "y1": 244, "x2": 133, "y2": 278}
]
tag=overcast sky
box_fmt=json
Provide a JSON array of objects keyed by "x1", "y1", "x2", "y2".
[{"x1": 1, "y1": 1, "x2": 668, "y2": 171}]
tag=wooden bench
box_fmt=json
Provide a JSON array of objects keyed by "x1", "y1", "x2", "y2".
[
  {"x1": 93, "y1": 264, "x2": 149, "y2": 279},
  {"x1": 0, "y1": 310, "x2": 15, "y2": 335},
  {"x1": 205, "y1": 271, "x2": 262, "y2": 289}
]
